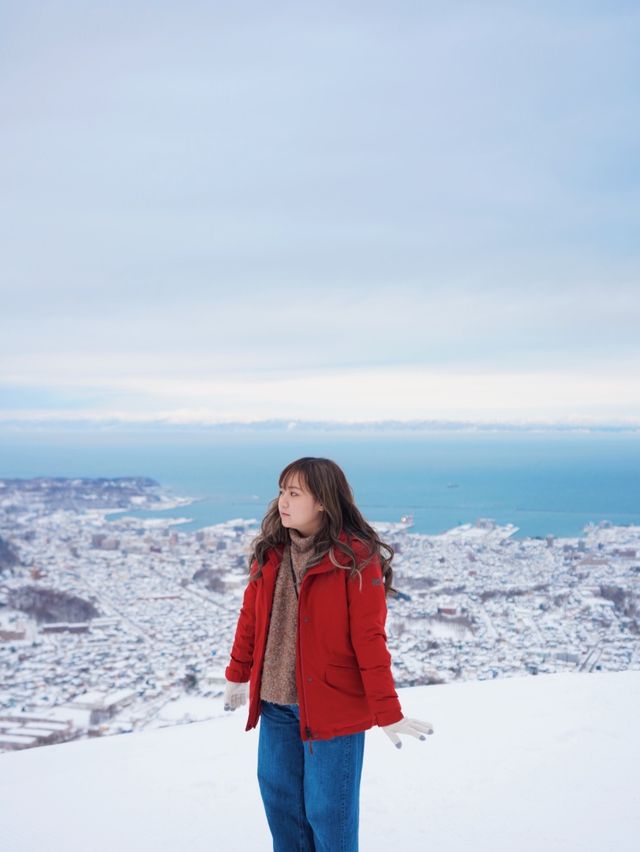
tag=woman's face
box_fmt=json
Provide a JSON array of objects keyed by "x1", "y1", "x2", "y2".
[{"x1": 278, "y1": 474, "x2": 324, "y2": 536}]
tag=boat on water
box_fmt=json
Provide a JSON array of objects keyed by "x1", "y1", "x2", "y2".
[{"x1": 372, "y1": 513, "x2": 415, "y2": 535}]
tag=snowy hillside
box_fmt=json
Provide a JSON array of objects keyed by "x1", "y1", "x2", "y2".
[{"x1": 2, "y1": 670, "x2": 638, "y2": 852}]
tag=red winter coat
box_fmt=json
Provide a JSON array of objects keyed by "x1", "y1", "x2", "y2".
[{"x1": 225, "y1": 529, "x2": 404, "y2": 744}]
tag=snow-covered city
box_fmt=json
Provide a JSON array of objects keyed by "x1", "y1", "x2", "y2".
[{"x1": 1, "y1": 476, "x2": 638, "y2": 754}]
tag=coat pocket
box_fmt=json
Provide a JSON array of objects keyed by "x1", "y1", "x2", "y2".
[{"x1": 324, "y1": 663, "x2": 366, "y2": 697}]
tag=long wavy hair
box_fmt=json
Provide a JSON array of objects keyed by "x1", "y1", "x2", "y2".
[{"x1": 247, "y1": 456, "x2": 398, "y2": 597}]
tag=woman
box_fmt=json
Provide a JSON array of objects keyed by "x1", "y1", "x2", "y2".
[{"x1": 224, "y1": 456, "x2": 433, "y2": 851}]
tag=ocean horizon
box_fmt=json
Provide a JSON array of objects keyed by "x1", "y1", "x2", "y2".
[{"x1": 1, "y1": 429, "x2": 639, "y2": 539}]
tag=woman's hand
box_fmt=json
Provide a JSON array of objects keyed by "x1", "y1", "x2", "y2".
[
  {"x1": 223, "y1": 678, "x2": 249, "y2": 711},
  {"x1": 381, "y1": 716, "x2": 434, "y2": 749}
]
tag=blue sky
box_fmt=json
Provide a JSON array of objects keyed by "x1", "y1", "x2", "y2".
[{"x1": 1, "y1": 2, "x2": 639, "y2": 427}]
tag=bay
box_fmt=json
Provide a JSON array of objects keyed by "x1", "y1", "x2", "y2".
[{"x1": 1, "y1": 429, "x2": 639, "y2": 539}]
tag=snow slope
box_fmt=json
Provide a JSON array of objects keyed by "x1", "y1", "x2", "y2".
[{"x1": 1, "y1": 670, "x2": 638, "y2": 852}]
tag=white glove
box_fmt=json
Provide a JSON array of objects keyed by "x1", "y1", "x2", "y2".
[
  {"x1": 223, "y1": 678, "x2": 249, "y2": 711},
  {"x1": 381, "y1": 716, "x2": 434, "y2": 749}
]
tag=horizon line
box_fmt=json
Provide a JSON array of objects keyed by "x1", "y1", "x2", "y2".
[{"x1": 0, "y1": 416, "x2": 639, "y2": 434}]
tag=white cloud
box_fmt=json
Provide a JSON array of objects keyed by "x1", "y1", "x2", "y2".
[
  {"x1": 1, "y1": 3, "x2": 638, "y2": 425},
  {"x1": 2, "y1": 362, "x2": 639, "y2": 425}
]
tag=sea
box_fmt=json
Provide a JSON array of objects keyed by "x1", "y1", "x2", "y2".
[{"x1": 1, "y1": 429, "x2": 639, "y2": 540}]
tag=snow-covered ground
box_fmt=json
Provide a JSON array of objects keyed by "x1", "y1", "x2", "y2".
[{"x1": 2, "y1": 669, "x2": 638, "y2": 851}]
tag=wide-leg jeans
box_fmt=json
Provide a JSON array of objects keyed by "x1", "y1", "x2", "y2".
[{"x1": 257, "y1": 699, "x2": 366, "y2": 852}]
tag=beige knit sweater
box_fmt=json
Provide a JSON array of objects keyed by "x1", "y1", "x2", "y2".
[{"x1": 259, "y1": 527, "x2": 318, "y2": 705}]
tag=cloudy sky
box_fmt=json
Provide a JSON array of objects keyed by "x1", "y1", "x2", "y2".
[{"x1": 1, "y1": 1, "x2": 639, "y2": 427}]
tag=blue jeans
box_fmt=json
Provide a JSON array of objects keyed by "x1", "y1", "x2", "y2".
[{"x1": 257, "y1": 700, "x2": 366, "y2": 852}]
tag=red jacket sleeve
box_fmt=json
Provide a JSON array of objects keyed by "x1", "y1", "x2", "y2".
[
  {"x1": 347, "y1": 552, "x2": 404, "y2": 727},
  {"x1": 224, "y1": 568, "x2": 257, "y2": 683}
]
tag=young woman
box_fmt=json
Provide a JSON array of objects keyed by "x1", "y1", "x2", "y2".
[{"x1": 223, "y1": 456, "x2": 433, "y2": 851}]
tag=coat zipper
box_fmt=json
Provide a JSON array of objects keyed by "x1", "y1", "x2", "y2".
[{"x1": 296, "y1": 571, "x2": 314, "y2": 755}]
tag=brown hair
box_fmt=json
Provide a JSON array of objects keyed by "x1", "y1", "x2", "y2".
[{"x1": 247, "y1": 456, "x2": 398, "y2": 597}]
